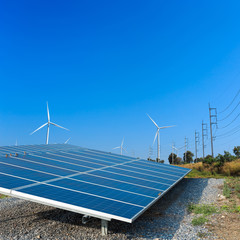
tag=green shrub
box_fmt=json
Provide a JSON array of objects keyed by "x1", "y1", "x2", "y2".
[
  {"x1": 234, "y1": 183, "x2": 240, "y2": 192},
  {"x1": 223, "y1": 182, "x2": 231, "y2": 198},
  {"x1": 187, "y1": 204, "x2": 217, "y2": 215},
  {"x1": 192, "y1": 216, "x2": 208, "y2": 226}
]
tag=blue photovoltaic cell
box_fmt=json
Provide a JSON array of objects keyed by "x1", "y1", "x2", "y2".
[
  {"x1": 0, "y1": 173, "x2": 34, "y2": 189},
  {"x1": 0, "y1": 161, "x2": 55, "y2": 182},
  {"x1": 114, "y1": 164, "x2": 179, "y2": 182},
  {"x1": 0, "y1": 156, "x2": 75, "y2": 176},
  {"x1": 21, "y1": 184, "x2": 143, "y2": 219},
  {"x1": 34, "y1": 152, "x2": 105, "y2": 169},
  {"x1": 0, "y1": 144, "x2": 191, "y2": 222},
  {"x1": 24, "y1": 155, "x2": 91, "y2": 172},
  {"x1": 53, "y1": 152, "x2": 113, "y2": 166},
  {"x1": 50, "y1": 178, "x2": 152, "y2": 206},
  {"x1": 64, "y1": 151, "x2": 126, "y2": 164},
  {"x1": 71, "y1": 173, "x2": 160, "y2": 197},
  {"x1": 104, "y1": 167, "x2": 176, "y2": 185},
  {"x1": 137, "y1": 159, "x2": 189, "y2": 173},
  {"x1": 90, "y1": 170, "x2": 170, "y2": 191},
  {"x1": 126, "y1": 162, "x2": 185, "y2": 177}
]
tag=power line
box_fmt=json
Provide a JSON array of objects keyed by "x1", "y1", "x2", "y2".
[
  {"x1": 218, "y1": 112, "x2": 240, "y2": 129},
  {"x1": 217, "y1": 123, "x2": 240, "y2": 138},
  {"x1": 219, "y1": 88, "x2": 240, "y2": 114},
  {"x1": 215, "y1": 131, "x2": 240, "y2": 148},
  {"x1": 218, "y1": 99, "x2": 240, "y2": 121}
]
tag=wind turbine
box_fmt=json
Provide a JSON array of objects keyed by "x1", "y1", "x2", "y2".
[
  {"x1": 30, "y1": 102, "x2": 69, "y2": 144},
  {"x1": 172, "y1": 145, "x2": 185, "y2": 157},
  {"x1": 147, "y1": 114, "x2": 175, "y2": 162},
  {"x1": 113, "y1": 138, "x2": 127, "y2": 155}
]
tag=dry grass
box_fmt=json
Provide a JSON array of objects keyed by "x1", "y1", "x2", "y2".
[
  {"x1": 221, "y1": 160, "x2": 240, "y2": 176},
  {"x1": 180, "y1": 159, "x2": 240, "y2": 177},
  {"x1": 181, "y1": 162, "x2": 203, "y2": 171}
]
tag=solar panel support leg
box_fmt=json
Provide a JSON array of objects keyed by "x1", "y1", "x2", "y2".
[
  {"x1": 101, "y1": 219, "x2": 108, "y2": 236},
  {"x1": 82, "y1": 215, "x2": 91, "y2": 224}
]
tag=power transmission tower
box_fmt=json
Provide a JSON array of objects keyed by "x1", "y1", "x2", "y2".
[
  {"x1": 184, "y1": 137, "x2": 188, "y2": 163},
  {"x1": 171, "y1": 142, "x2": 175, "y2": 164},
  {"x1": 195, "y1": 130, "x2": 199, "y2": 162},
  {"x1": 202, "y1": 121, "x2": 208, "y2": 161},
  {"x1": 131, "y1": 150, "x2": 135, "y2": 157},
  {"x1": 148, "y1": 146, "x2": 153, "y2": 160},
  {"x1": 209, "y1": 103, "x2": 217, "y2": 157}
]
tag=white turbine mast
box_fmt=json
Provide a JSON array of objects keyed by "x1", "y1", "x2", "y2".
[
  {"x1": 113, "y1": 137, "x2": 127, "y2": 155},
  {"x1": 147, "y1": 114, "x2": 175, "y2": 162},
  {"x1": 30, "y1": 102, "x2": 69, "y2": 144}
]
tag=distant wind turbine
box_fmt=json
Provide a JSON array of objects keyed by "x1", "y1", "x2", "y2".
[
  {"x1": 147, "y1": 114, "x2": 175, "y2": 162},
  {"x1": 172, "y1": 145, "x2": 185, "y2": 157},
  {"x1": 30, "y1": 102, "x2": 69, "y2": 144},
  {"x1": 113, "y1": 138, "x2": 127, "y2": 155}
]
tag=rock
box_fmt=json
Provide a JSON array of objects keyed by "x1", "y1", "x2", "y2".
[{"x1": 218, "y1": 194, "x2": 226, "y2": 200}]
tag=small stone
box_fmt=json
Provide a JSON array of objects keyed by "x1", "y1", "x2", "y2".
[{"x1": 218, "y1": 194, "x2": 226, "y2": 200}]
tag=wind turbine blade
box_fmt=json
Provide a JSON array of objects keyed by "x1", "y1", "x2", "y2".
[
  {"x1": 50, "y1": 122, "x2": 69, "y2": 131},
  {"x1": 64, "y1": 137, "x2": 71, "y2": 144},
  {"x1": 121, "y1": 137, "x2": 124, "y2": 147},
  {"x1": 147, "y1": 114, "x2": 159, "y2": 128},
  {"x1": 159, "y1": 125, "x2": 176, "y2": 129},
  {"x1": 113, "y1": 146, "x2": 120, "y2": 150},
  {"x1": 30, "y1": 122, "x2": 48, "y2": 135},
  {"x1": 153, "y1": 130, "x2": 158, "y2": 145},
  {"x1": 47, "y1": 102, "x2": 50, "y2": 122}
]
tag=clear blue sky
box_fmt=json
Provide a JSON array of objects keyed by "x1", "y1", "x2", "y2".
[{"x1": 1, "y1": 0, "x2": 240, "y2": 161}]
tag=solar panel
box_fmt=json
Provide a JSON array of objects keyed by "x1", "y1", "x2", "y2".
[{"x1": 0, "y1": 144, "x2": 191, "y2": 234}]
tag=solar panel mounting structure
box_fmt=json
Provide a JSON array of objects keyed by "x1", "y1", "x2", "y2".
[{"x1": 0, "y1": 144, "x2": 191, "y2": 235}]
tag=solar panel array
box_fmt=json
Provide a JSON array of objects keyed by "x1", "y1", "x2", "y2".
[{"x1": 0, "y1": 144, "x2": 191, "y2": 223}]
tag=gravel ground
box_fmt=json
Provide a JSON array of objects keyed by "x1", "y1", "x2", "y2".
[{"x1": 0, "y1": 178, "x2": 224, "y2": 240}]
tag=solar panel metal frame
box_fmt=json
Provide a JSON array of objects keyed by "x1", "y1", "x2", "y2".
[{"x1": 0, "y1": 144, "x2": 191, "y2": 223}]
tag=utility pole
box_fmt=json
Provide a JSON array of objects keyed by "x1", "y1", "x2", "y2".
[
  {"x1": 202, "y1": 121, "x2": 207, "y2": 161},
  {"x1": 148, "y1": 146, "x2": 153, "y2": 160},
  {"x1": 171, "y1": 142, "x2": 175, "y2": 164},
  {"x1": 131, "y1": 150, "x2": 135, "y2": 158},
  {"x1": 208, "y1": 103, "x2": 217, "y2": 157},
  {"x1": 195, "y1": 131, "x2": 199, "y2": 162},
  {"x1": 184, "y1": 137, "x2": 188, "y2": 163}
]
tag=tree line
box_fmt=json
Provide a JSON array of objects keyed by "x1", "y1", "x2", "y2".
[{"x1": 168, "y1": 146, "x2": 240, "y2": 165}]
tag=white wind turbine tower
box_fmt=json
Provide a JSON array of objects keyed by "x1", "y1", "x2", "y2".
[
  {"x1": 30, "y1": 102, "x2": 69, "y2": 144},
  {"x1": 113, "y1": 138, "x2": 127, "y2": 155},
  {"x1": 147, "y1": 114, "x2": 175, "y2": 162}
]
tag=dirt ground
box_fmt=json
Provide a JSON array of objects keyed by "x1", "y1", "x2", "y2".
[
  {"x1": 207, "y1": 213, "x2": 240, "y2": 240},
  {"x1": 206, "y1": 182, "x2": 240, "y2": 240}
]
